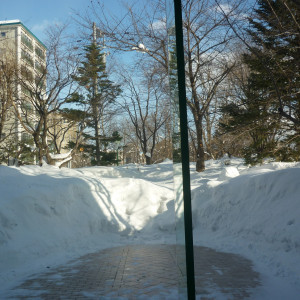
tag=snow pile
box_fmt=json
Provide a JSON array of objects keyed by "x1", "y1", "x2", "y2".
[
  {"x1": 49, "y1": 151, "x2": 72, "y2": 167},
  {"x1": 218, "y1": 166, "x2": 240, "y2": 180},
  {"x1": 0, "y1": 158, "x2": 299, "y2": 298},
  {"x1": 194, "y1": 167, "x2": 299, "y2": 254},
  {"x1": 0, "y1": 163, "x2": 174, "y2": 289},
  {"x1": 192, "y1": 161, "x2": 300, "y2": 256},
  {"x1": 191, "y1": 159, "x2": 300, "y2": 296}
]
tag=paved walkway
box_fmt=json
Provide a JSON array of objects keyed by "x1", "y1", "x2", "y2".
[{"x1": 5, "y1": 245, "x2": 260, "y2": 299}]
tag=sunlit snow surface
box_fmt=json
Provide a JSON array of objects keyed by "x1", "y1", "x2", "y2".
[{"x1": 0, "y1": 158, "x2": 299, "y2": 299}]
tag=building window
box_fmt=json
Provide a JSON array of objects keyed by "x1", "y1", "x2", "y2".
[
  {"x1": 21, "y1": 33, "x2": 33, "y2": 51},
  {"x1": 21, "y1": 65, "x2": 33, "y2": 82},
  {"x1": 1, "y1": 32, "x2": 6, "y2": 37},
  {"x1": 21, "y1": 49, "x2": 34, "y2": 67},
  {"x1": 35, "y1": 46, "x2": 45, "y2": 60},
  {"x1": 35, "y1": 60, "x2": 44, "y2": 73}
]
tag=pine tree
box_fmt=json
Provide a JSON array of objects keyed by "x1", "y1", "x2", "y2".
[
  {"x1": 246, "y1": 0, "x2": 300, "y2": 162},
  {"x1": 245, "y1": 0, "x2": 300, "y2": 125},
  {"x1": 65, "y1": 43, "x2": 121, "y2": 166},
  {"x1": 221, "y1": 0, "x2": 300, "y2": 164},
  {"x1": 220, "y1": 89, "x2": 282, "y2": 165}
]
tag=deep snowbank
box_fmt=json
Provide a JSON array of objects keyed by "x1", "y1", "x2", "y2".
[
  {"x1": 191, "y1": 159, "x2": 300, "y2": 294},
  {"x1": 0, "y1": 159, "x2": 299, "y2": 298},
  {"x1": 0, "y1": 163, "x2": 174, "y2": 288},
  {"x1": 192, "y1": 162, "x2": 300, "y2": 255}
]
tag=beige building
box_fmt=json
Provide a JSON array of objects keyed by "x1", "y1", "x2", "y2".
[
  {"x1": 0, "y1": 20, "x2": 79, "y2": 166},
  {"x1": 0, "y1": 20, "x2": 47, "y2": 164},
  {"x1": 0, "y1": 20, "x2": 46, "y2": 139},
  {"x1": 48, "y1": 112, "x2": 78, "y2": 153},
  {"x1": 0, "y1": 19, "x2": 46, "y2": 74}
]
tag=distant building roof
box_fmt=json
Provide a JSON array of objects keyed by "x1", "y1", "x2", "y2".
[
  {"x1": 0, "y1": 19, "x2": 46, "y2": 49},
  {"x1": 0, "y1": 19, "x2": 21, "y2": 24}
]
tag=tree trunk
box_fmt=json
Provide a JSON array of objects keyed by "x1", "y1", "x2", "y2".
[
  {"x1": 42, "y1": 115, "x2": 54, "y2": 165},
  {"x1": 95, "y1": 117, "x2": 101, "y2": 165},
  {"x1": 32, "y1": 132, "x2": 42, "y2": 166},
  {"x1": 187, "y1": 98, "x2": 206, "y2": 172},
  {"x1": 195, "y1": 115, "x2": 205, "y2": 172},
  {"x1": 145, "y1": 155, "x2": 151, "y2": 165}
]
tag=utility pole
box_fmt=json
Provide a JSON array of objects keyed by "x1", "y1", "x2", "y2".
[
  {"x1": 92, "y1": 22, "x2": 101, "y2": 165},
  {"x1": 93, "y1": 22, "x2": 97, "y2": 45}
]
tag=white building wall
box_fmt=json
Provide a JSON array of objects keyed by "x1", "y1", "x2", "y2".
[{"x1": 0, "y1": 20, "x2": 47, "y2": 161}]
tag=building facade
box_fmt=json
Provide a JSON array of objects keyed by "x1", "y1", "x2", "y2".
[
  {"x1": 1, "y1": 20, "x2": 79, "y2": 166},
  {"x1": 0, "y1": 20, "x2": 46, "y2": 164}
]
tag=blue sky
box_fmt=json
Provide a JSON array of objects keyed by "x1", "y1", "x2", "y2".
[{"x1": 0, "y1": 0, "x2": 127, "y2": 42}]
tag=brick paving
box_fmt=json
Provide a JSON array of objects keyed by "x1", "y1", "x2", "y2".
[{"x1": 5, "y1": 245, "x2": 260, "y2": 299}]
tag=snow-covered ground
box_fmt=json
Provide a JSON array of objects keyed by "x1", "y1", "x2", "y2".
[{"x1": 0, "y1": 158, "x2": 299, "y2": 299}]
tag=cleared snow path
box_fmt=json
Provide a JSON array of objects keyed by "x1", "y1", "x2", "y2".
[
  {"x1": 0, "y1": 159, "x2": 299, "y2": 298},
  {"x1": 3, "y1": 244, "x2": 260, "y2": 300}
]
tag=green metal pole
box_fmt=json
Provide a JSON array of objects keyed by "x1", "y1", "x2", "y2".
[{"x1": 173, "y1": 0, "x2": 196, "y2": 299}]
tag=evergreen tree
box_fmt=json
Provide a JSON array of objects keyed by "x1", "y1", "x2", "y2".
[
  {"x1": 221, "y1": 0, "x2": 300, "y2": 164},
  {"x1": 66, "y1": 43, "x2": 121, "y2": 166},
  {"x1": 245, "y1": 0, "x2": 300, "y2": 126},
  {"x1": 0, "y1": 136, "x2": 35, "y2": 165},
  {"x1": 220, "y1": 89, "x2": 282, "y2": 165}
]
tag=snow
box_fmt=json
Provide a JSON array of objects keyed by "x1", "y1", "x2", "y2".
[
  {"x1": 0, "y1": 19, "x2": 21, "y2": 24},
  {"x1": 49, "y1": 151, "x2": 72, "y2": 160},
  {"x1": 191, "y1": 159, "x2": 300, "y2": 299},
  {"x1": 0, "y1": 158, "x2": 299, "y2": 299},
  {"x1": 49, "y1": 151, "x2": 72, "y2": 167}
]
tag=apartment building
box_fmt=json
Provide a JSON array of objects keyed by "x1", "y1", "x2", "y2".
[
  {"x1": 0, "y1": 20, "x2": 46, "y2": 152},
  {"x1": 0, "y1": 20, "x2": 79, "y2": 166},
  {"x1": 0, "y1": 19, "x2": 46, "y2": 75},
  {"x1": 0, "y1": 20, "x2": 47, "y2": 164},
  {"x1": 48, "y1": 112, "x2": 78, "y2": 153}
]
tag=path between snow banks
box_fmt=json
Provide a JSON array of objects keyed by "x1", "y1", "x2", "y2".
[{"x1": 3, "y1": 244, "x2": 260, "y2": 300}]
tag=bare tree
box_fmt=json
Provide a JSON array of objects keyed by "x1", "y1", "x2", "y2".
[
  {"x1": 120, "y1": 66, "x2": 169, "y2": 165},
  {"x1": 0, "y1": 56, "x2": 16, "y2": 142},
  {"x1": 76, "y1": 0, "x2": 240, "y2": 171},
  {"x1": 12, "y1": 24, "x2": 84, "y2": 166},
  {"x1": 75, "y1": 0, "x2": 168, "y2": 70},
  {"x1": 177, "y1": 0, "x2": 235, "y2": 170},
  {"x1": 0, "y1": 55, "x2": 19, "y2": 163},
  {"x1": 213, "y1": 53, "x2": 253, "y2": 158},
  {"x1": 47, "y1": 113, "x2": 78, "y2": 154}
]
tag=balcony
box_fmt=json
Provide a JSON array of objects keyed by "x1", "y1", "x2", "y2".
[
  {"x1": 34, "y1": 60, "x2": 44, "y2": 73},
  {"x1": 35, "y1": 47, "x2": 45, "y2": 61},
  {"x1": 21, "y1": 65, "x2": 33, "y2": 83},
  {"x1": 21, "y1": 34, "x2": 33, "y2": 51},
  {"x1": 21, "y1": 50, "x2": 34, "y2": 67}
]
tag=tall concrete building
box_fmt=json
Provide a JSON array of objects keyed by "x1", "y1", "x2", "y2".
[
  {"x1": 0, "y1": 19, "x2": 46, "y2": 75},
  {"x1": 1, "y1": 20, "x2": 78, "y2": 166},
  {"x1": 0, "y1": 20, "x2": 46, "y2": 163}
]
